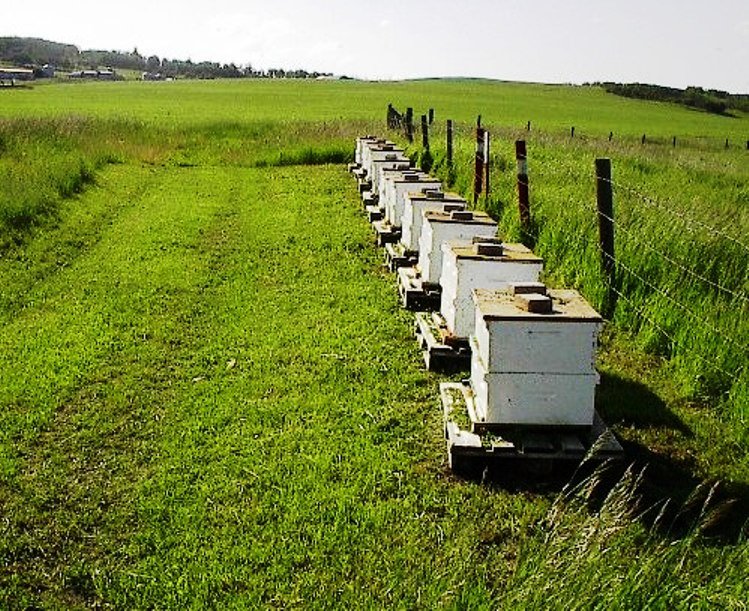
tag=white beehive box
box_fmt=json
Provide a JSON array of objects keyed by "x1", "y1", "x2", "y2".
[
  {"x1": 469, "y1": 286, "x2": 602, "y2": 428},
  {"x1": 470, "y1": 364, "x2": 599, "y2": 428},
  {"x1": 439, "y1": 241, "x2": 542, "y2": 339},
  {"x1": 361, "y1": 142, "x2": 400, "y2": 175},
  {"x1": 401, "y1": 191, "x2": 467, "y2": 252},
  {"x1": 381, "y1": 172, "x2": 442, "y2": 226},
  {"x1": 369, "y1": 155, "x2": 411, "y2": 194},
  {"x1": 472, "y1": 287, "x2": 601, "y2": 375},
  {"x1": 378, "y1": 168, "x2": 426, "y2": 210},
  {"x1": 355, "y1": 136, "x2": 385, "y2": 166},
  {"x1": 418, "y1": 210, "x2": 498, "y2": 285}
]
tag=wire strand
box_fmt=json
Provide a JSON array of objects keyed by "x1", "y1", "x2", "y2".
[
  {"x1": 610, "y1": 253, "x2": 749, "y2": 355},
  {"x1": 594, "y1": 208, "x2": 749, "y2": 305},
  {"x1": 606, "y1": 281, "x2": 743, "y2": 385},
  {"x1": 603, "y1": 177, "x2": 749, "y2": 254}
]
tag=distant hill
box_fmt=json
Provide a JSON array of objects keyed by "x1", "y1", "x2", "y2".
[
  {"x1": 0, "y1": 36, "x2": 336, "y2": 80},
  {"x1": 0, "y1": 37, "x2": 79, "y2": 68}
]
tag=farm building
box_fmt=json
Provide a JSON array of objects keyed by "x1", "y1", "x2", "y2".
[
  {"x1": 0, "y1": 67, "x2": 34, "y2": 85},
  {"x1": 68, "y1": 68, "x2": 122, "y2": 80}
]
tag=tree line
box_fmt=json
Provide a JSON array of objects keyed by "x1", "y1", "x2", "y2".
[
  {"x1": 0, "y1": 37, "x2": 338, "y2": 80},
  {"x1": 598, "y1": 82, "x2": 749, "y2": 115}
]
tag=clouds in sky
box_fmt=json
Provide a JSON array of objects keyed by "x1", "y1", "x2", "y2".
[{"x1": 5, "y1": 0, "x2": 748, "y2": 92}]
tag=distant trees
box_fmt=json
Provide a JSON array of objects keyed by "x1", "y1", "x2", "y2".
[
  {"x1": 599, "y1": 82, "x2": 749, "y2": 115},
  {"x1": 0, "y1": 37, "x2": 78, "y2": 68},
  {"x1": 0, "y1": 36, "x2": 338, "y2": 81}
]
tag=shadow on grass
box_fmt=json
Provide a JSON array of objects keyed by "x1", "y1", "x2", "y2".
[
  {"x1": 596, "y1": 370, "x2": 691, "y2": 435},
  {"x1": 452, "y1": 371, "x2": 748, "y2": 542}
]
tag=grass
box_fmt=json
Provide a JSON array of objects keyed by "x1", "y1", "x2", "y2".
[
  {"x1": 0, "y1": 78, "x2": 747, "y2": 608},
  {"x1": 0, "y1": 162, "x2": 548, "y2": 607}
]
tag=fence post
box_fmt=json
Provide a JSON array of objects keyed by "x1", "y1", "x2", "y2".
[
  {"x1": 446, "y1": 120, "x2": 454, "y2": 166},
  {"x1": 516, "y1": 140, "x2": 530, "y2": 235},
  {"x1": 596, "y1": 158, "x2": 616, "y2": 316},
  {"x1": 608, "y1": 131, "x2": 613, "y2": 141},
  {"x1": 641, "y1": 134, "x2": 646, "y2": 145},
  {"x1": 421, "y1": 115, "x2": 429, "y2": 150},
  {"x1": 570, "y1": 126, "x2": 575, "y2": 138},
  {"x1": 673, "y1": 136, "x2": 677, "y2": 147},
  {"x1": 387, "y1": 103, "x2": 392, "y2": 128},
  {"x1": 527, "y1": 121, "x2": 531, "y2": 131},
  {"x1": 483, "y1": 130, "x2": 491, "y2": 204},
  {"x1": 725, "y1": 138, "x2": 729, "y2": 149},
  {"x1": 473, "y1": 125, "x2": 485, "y2": 205},
  {"x1": 428, "y1": 108, "x2": 435, "y2": 124},
  {"x1": 405, "y1": 107, "x2": 414, "y2": 143}
]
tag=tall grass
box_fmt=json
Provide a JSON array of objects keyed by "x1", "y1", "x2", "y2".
[
  {"x1": 0, "y1": 117, "x2": 367, "y2": 245},
  {"x1": 507, "y1": 463, "x2": 748, "y2": 609}
]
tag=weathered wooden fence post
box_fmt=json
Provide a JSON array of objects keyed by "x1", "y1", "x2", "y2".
[
  {"x1": 641, "y1": 134, "x2": 646, "y2": 145},
  {"x1": 387, "y1": 103, "x2": 393, "y2": 128},
  {"x1": 596, "y1": 158, "x2": 616, "y2": 316},
  {"x1": 405, "y1": 107, "x2": 414, "y2": 143},
  {"x1": 446, "y1": 119, "x2": 454, "y2": 166},
  {"x1": 421, "y1": 114, "x2": 429, "y2": 150},
  {"x1": 473, "y1": 124, "x2": 485, "y2": 205},
  {"x1": 673, "y1": 136, "x2": 677, "y2": 147},
  {"x1": 428, "y1": 108, "x2": 435, "y2": 124},
  {"x1": 526, "y1": 121, "x2": 531, "y2": 131},
  {"x1": 608, "y1": 131, "x2": 613, "y2": 141},
  {"x1": 516, "y1": 140, "x2": 530, "y2": 235},
  {"x1": 570, "y1": 126, "x2": 575, "y2": 138},
  {"x1": 725, "y1": 138, "x2": 729, "y2": 149},
  {"x1": 483, "y1": 130, "x2": 491, "y2": 204}
]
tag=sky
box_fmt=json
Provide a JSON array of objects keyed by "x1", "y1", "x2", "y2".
[{"x1": 7, "y1": 0, "x2": 749, "y2": 93}]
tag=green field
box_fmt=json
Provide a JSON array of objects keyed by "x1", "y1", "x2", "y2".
[{"x1": 0, "y1": 79, "x2": 747, "y2": 608}]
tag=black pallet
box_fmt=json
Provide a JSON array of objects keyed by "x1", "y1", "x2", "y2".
[
  {"x1": 373, "y1": 221, "x2": 401, "y2": 246},
  {"x1": 361, "y1": 191, "x2": 378, "y2": 209},
  {"x1": 384, "y1": 243, "x2": 417, "y2": 272},
  {"x1": 414, "y1": 312, "x2": 471, "y2": 372},
  {"x1": 366, "y1": 205, "x2": 384, "y2": 223},
  {"x1": 397, "y1": 267, "x2": 441, "y2": 311}
]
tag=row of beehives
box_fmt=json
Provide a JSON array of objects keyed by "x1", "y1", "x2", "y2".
[{"x1": 349, "y1": 136, "x2": 620, "y2": 474}]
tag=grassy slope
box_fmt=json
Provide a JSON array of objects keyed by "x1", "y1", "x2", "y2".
[
  {"x1": 1, "y1": 78, "x2": 746, "y2": 136},
  {"x1": 0, "y1": 79, "x2": 747, "y2": 607}
]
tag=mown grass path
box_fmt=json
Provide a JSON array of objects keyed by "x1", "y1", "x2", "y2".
[{"x1": 1, "y1": 162, "x2": 547, "y2": 608}]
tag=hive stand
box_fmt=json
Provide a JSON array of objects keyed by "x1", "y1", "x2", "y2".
[
  {"x1": 441, "y1": 382, "x2": 623, "y2": 479},
  {"x1": 384, "y1": 242, "x2": 418, "y2": 272},
  {"x1": 414, "y1": 311, "x2": 472, "y2": 371},
  {"x1": 397, "y1": 266, "x2": 442, "y2": 311},
  {"x1": 372, "y1": 220, "x2": 402, "y2": 246}
]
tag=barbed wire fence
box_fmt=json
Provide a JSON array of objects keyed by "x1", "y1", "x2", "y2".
[{"x1": 383, "y1": 104, "x2": 749, "y2": 404}]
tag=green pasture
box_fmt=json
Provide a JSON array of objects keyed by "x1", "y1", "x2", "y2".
[
  {"x1": 0, "y1": 79, "x2": 747, "y2": 608},
  {"x1": 5, "y1": 78, "x2": 748, "y2": 139}
]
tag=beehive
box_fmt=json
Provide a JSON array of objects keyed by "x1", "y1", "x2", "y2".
[
  {"x1": 369, "y1": 155, "x2": 411, "y2": 194},
  {"x1": 360, "y1": 141, "x2": 400, "y2": 175},
  {"x1": 355, "y1": 136, "x2": 384, "y2": 166},
  {"x1": 381, "y1": 172, "x2": 442, "y2": 226},
  {"x1": 418, "y1": 210, "x2": 498, "y2": 285},
  {"x1": 439, "y1": 240, "x2": 542, "y2": 339},
  {"x1": 401, "y1": 192, "x2": 467, "y2": 252},
  {"x1": 469, "y1": 286, "x2": 602, "y2": 428}
]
